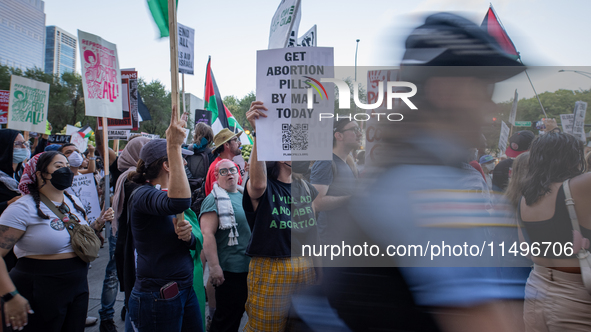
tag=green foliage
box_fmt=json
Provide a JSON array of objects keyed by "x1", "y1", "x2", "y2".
[
  {"x1": 137, "y1": 78, "x2": 171, "y2": 138},
  {"x1": 222, "y1": 91, "x2": 256, "y2": 131},
  {"x1": 484, "y1": 89, "x2": 591, "y2": 154}
]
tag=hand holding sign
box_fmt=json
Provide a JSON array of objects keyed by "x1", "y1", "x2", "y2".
[{"x1": 246, "y1": 101, "x2": 268, "y2": 132}]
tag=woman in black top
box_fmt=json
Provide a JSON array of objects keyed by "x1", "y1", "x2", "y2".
[
  {"x1": 0, "y1": 129, "x2": 29, "y2": 214},
  {"x1": 520, "y1": 132, "x2": 591, "y2": 331}
]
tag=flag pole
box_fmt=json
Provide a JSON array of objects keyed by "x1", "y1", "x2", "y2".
[{"x1": 168, "y1": 0, "x2": 184, "y2": 222}]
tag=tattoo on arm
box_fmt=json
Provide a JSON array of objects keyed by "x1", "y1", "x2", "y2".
[{"x1": 0, "y1": 226, "x2": 22, "y2": 250}]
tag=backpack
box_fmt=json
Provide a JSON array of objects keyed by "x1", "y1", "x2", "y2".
[
  {"x1": 190, "y1": 179, "x2": 207, "y2": 218},
  {"x1": 186, "y1": 148, "x2": 210, "y2": 189}
]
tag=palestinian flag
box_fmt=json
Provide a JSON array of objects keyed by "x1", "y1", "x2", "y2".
[
  {"x1": 147, "y1": 0, "x2": 178, "y2": 38},
  {"x1": 77, "y1": 125, "x2": 93, "y2": 139},
  {"x1": 481, "y1": 5, "x2": 519, "y2": 59},
  {"x1": 204, "y1": 58, "x2": 252, "y2": 145}
]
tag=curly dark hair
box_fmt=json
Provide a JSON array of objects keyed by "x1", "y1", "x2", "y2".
[
  {"x1": 522, "y1": 132, "x2": 585, "y2": 206},
  {"x1": 128, "y1": 157, "x2": 168, "y2": 184}
]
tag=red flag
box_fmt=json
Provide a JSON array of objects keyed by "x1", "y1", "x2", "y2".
[{"x1": 481, "y1": 5, "x2": 519, "y2": 59}]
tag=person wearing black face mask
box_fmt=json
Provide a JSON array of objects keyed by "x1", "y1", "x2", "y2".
[{"x1": 0, "y1": 151, "x2": 108, "y2": 331}]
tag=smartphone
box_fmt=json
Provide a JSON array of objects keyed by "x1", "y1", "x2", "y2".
[{"x1": 160, "y1": 282, "x2": 179, "y2": 299}]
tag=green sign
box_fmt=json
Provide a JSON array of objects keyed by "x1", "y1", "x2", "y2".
[{"x1": 514, "y1": 121, "x2": 531, "y2": 127}]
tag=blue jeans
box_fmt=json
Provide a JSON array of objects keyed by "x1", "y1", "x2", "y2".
[
  {"x1": 99, "y1": 230, "x2": 119, "y2": 321},
  {"x1": 125, "y1": 286, "x2": 203, "y2": 332}
]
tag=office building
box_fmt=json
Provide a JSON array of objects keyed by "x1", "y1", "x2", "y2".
[
  {"x1": 45, "y1": 26, "x2": 76, "y2": 75},
  {"x1": 0, "y1": 0, "x2": 46, "y2": 70}
]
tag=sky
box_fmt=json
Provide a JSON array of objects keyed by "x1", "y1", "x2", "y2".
[{"x1": 44, "y1": 0, "x2": 591, "y2": 103}]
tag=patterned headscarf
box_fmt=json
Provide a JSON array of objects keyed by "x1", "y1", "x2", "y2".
[{"x1": 18, "y1": 153, "x2": 43, "y2": 195}]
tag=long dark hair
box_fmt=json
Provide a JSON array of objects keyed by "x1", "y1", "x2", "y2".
[
  {"x1": 30, "y1": 151, "x2": 87, "y2": 219},
  {"x1": 522, "y1": 132, "x2": 585, "y2": 205},
  {"x1": 128, "y1": 157, "x2": 168, "y2": 184}
]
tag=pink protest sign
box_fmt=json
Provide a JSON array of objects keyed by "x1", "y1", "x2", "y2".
[
  {"x1": 0, "y1": 90, "x2": 8, "y2": 124},
  {"x1": 78, "y1": 30, "x2": 122, "y2": 119}
]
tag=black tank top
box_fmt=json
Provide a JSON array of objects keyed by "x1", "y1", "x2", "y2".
[{"x1": 519, "y1": 184, "x2": 591, "y2": 258}]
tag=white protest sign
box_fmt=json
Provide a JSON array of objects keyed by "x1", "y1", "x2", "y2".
[
  {"x1": 184, "y1": 128, "x2": 190, "y2": 144},
  {"x1": 498, "y1": 121, "x2": 511, "y2": 153},
  {"x1": 560, "y1": 114, "x2": 574, "y2": 135},
  {"x1": 297, "y1": 25, "x2": 317, "y2": 47},
  {"x1": 66, "y1": 125, "x2": 89, "y2": 152},
  {"x1": 7, "y1": 76, "x2": 49, "y2": 133},
  {"x1": 78, "y1": 30, "x2": 123, "y2": 119},
  {"x1": 509, "y1": 89, "x2": 518, "y2": 126},
  {"x1": 178, "y1": 23, "x2": 195, "y2": 75},
  {"x1": 108, "y1": 129, "x2": 130, "y2": 140},
  {"x1": 256, "y1": 47, "x2": 334, "y2": 161},
  {"x1": 286, "y1": 7, "x2": 302, "y2": 47},
  {"x1": 67, "y1": 173, "x2": 101, "y2": 223},
  {"x1": 573, "y1": 101, "x2": 588, "y2": 142},
  {"x1": 140, "y1": 132, "x2": 160, "y2": 139},
  {"x1": 268, "y1": 0, "x2": 300, "y2": 49}
]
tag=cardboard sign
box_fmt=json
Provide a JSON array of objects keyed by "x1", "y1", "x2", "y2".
[
  {"x1": 67, "y1": 173, "x2": 101, "y2": 223},
  {"x1": 499, "y1": 121, "x2": 511, "y2": 153},
  {"x1": 255, "y1": 47, "x2": 334, "y2": 161},
  {"x1": 78, "y1": 30, "x2": 123, "y2": 119},
  {"x1": 178, "y1": 23, "x2": 195, "y2": 75},
  {"x1": 97, "y1": 70, "x2": 139, "y2": 130},
  {"x1": 0, "y1": 90, "x2": 8, "y2": 125},
  {"x1": 107, "y1": 129, "x2": 130, "y2": 140},
  {"x1": 48, "y1": 134, "x2": 72, "y2": 144},
  {"x1": 7, "y1": 76, "x2": 49, "y2": 132}
]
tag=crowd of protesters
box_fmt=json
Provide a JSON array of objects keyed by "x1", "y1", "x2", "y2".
[{"x1": 1, "y1": 11, "x2": 591, "y2": 332}]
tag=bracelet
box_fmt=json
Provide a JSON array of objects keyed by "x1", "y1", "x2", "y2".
[
  {"x1": 88, "y1": 157, "x2": 97, "y2": 160},
  {"x1": 1, "y1": 290, "x2": 19, "y2": 302}
]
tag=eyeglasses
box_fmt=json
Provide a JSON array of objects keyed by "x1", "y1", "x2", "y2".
[
  {"x1": 341, "y1": 127, "x2": 363, "y2": 134},
  {"x1": 57, "y1": 202, "x2": 81, "y2": 223},
  {"x1": 218, "y1": 166, "x2": 238, "y2": 176},
  {"x1": 14, "y1": 141, "x2": 30, "y2": 148},
  {"x1": 229, "y1": 137, "x2": 239, "y2": 143}
]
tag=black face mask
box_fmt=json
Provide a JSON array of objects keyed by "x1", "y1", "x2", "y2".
[{"x1": 48, "y1": 167, "x2": 74, "y2": 190}]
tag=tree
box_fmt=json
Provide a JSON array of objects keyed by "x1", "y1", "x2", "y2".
[{"x1": 137, "y1": 78, "x2": 171, "y2": 138}]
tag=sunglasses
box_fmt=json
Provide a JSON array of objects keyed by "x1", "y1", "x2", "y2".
[
  {"x1": 58, "y1": 202, "x2": 81, "y2": 223},
  {"x1": 218, "y1": 166, "x2": 238, "y2": 176},
  {"x1": 14, "y1": 141, "x2": 30, "y2": 148}
]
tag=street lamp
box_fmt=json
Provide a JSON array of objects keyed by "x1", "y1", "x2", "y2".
[
  {"x1": 355, "y1": 39, "x2": 360, "y2": 82},
  {"x1": 558, "y1": 69, "x2": 591, "y2": 80}
]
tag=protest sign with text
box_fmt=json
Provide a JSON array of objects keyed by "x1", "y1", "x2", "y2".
[
  {"x1": 7, "y1": 76, "x2": 49, "y2": 133},
  {"x1": 48, "y1": 134, "x2": 72, "y2": 144},
  {"x1": 256, "y1": 47, "x2": 334, "y2": 161},
  {"x1": 67, "y1": 173, "x2": 101, "y2": 223},
  {"x1": 66, "y1": 125, "x2": 88, "y2": 152},
  {"x1": 78, "y1": 30, "x2": 122, "y2": 119},
  {"x1": 0, "y1": 90, "x2": 8, "y2": 124},
  {"x1": 178, "y1": 23, "x2": 195, "y2": 75},
  {"x1": 107, "y1": 130, "x2": 130, "y2": 140},
  {"x1": 499, "y1": 121, "x2": 511, "y2": 153},
  {"x1": 573, "y1": 101, "x2": 587, "y2": 142},
  {"x1": 560, "y1": 114, "x2": 574, "y2": 135},
  {"x1": 97, "y1": 70, "x2": 139, "y2": 130},
  {"x1": 268, "y1": 0, "x2": 301, "y2": 49}
]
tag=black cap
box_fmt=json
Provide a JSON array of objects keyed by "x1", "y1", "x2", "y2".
[
  {"x1": 401, "y1": 13, "x2": 525, "y2": 82},
  {"x1": 506, "y1": 130, "x2": 535, "y2": 158},
  {"x1": 139, "y1": 139, "x2": 193, "y2": 167}
]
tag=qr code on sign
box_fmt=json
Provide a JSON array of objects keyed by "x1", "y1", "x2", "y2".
[{"x1": 282, "y1": 124, "x2": 308, "y2": 150}]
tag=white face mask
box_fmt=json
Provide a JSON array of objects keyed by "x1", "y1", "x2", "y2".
[
  {"x1": 68, "y1": 151, "x2": 84, "y2": 167},
  {"x1": 484, "y1": 163, "x2": 495, "y2": 172}
]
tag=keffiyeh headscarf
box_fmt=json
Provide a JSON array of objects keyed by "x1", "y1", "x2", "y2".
[{"x1": 18, "y1": 153, "x2": 43, "y2": 195}]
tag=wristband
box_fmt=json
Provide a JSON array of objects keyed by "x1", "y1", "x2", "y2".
[
  {"x1": 1, "y1": 290, "x2": 18, "y2": 302},
  {"x1": 89, "y1": 157, "x2": 97, "y2": 160}
]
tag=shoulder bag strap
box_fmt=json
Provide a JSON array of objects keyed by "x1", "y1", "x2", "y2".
[
  {"x1": 40, "y1": 194, "x2": 67, "y2": 222},
  {"x1": 563, "y1": 179, "x2": 583, "y2": 235}
]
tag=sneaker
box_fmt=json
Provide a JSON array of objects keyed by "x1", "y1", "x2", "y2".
[
  {"x1": 85, "y1": 316, "x2": 99, "y2": 327},
  {"x1": 206, "y1": 315, "x2": 212, "y2": 332},
  {"x1": 99, "y1": 319, "x2": 117, "y2": 332}
]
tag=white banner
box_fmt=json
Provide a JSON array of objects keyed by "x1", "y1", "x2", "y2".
[
  {"x1": 178, "y1": 23, "x2": 195, "y2": 75},
  {"x1": 499, "y1": 121, "x2": 510, "y2": 153},
  {"x1": 573, "y1": 101, "x2": 588, "y2": 142},
  {"x1": 108, "y1": 129, "x2": 130, "y2": 140},
  {"x1": 78, "y1": 30, "x2": 123, "y2": 119},
  {"x1": 256, "y1": 47, "x2": 334, "y2": 161},
  {"x1": 7, "y1": 76, "x2": 49, "y2": 133},
  {"x1": 268, "y1": 0, "x2": 300, "y2": 49},
  {"x1": 67, "y1": 173, "x2": 101, "y2": 223},
  {"x1": 66, "y1": 125, "x2": 89, "y2": 153},
  {"x1": 286, "y1": 6, "x2": 302, "y2": 47},
  {"x1": 297, "y1": 25, "x2": 317, "y2": 47},
  {"x1": 560, "y1": 114, "x2": 574, "y2": 135},
  {"x1": 509, "y1": 89, "x2": 518, "y2": 126}
]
